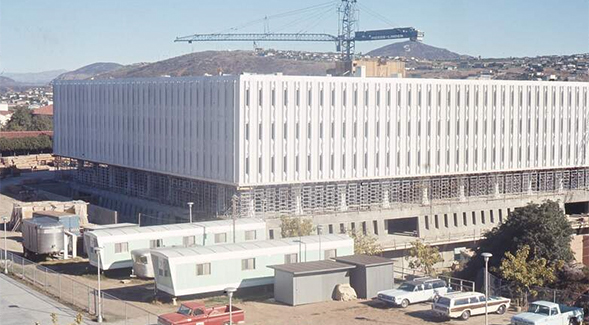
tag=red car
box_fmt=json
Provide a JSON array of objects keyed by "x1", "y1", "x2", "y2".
[{"x1": 158, "y1": 302, "x2": 245, "y2": 325}]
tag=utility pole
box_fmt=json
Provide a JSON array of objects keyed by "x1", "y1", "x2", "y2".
[{"x1": 187, "y1": 202, "x2": 194, "y2": 223}]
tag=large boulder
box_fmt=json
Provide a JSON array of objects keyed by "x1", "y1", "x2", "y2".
[{"x1": 333, "y1": 284, "x2": 357, "y2": 301}]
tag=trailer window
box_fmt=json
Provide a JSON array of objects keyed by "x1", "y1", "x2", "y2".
[
  {"x1": 324, "y1": 249, "x2": 337, "y2": 260},
  {"x1": 284, "y1": 253, "x2": 298, "y2": 264},
  {"x1": 183, "y1": 236, "x2": 196, "y2": 247},
  {"x1": 215, "y1": 233, "x2": 227, "y2": 243},
  {"x1": 245, "y1": 230, "x2": 257, "y2": 241},
  {"x1": 115, "y1": 242, "x2": 128, "y2": 253},
  {"x1": 150, "y1": 239, "x2": 163, "y2": 248},
  {"x1": 196, "y1": 263, "x2": 211, "y2": 276},
  {"x1": 241, "y1": 258, "x2": 255, "y2": 270}
]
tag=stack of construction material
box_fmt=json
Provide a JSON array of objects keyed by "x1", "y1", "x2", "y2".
[
  {"x1": 9, "y1": 200, "x2": 89, "y2": 231},
  {"x1": 0, "y1": 154, "x2": 54, "y2": 171}
]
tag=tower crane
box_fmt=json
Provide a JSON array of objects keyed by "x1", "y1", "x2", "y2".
[{"x1": 175, "y1": 0, "x2": 424, "y2": 75}]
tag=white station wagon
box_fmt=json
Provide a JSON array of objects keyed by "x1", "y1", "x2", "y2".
[
  {"x1": 432, "y1": 291, "x2": 511, "y2": 320},
  {"x1": 377, "y1": 277, "x2": 449, "y2": 308}
]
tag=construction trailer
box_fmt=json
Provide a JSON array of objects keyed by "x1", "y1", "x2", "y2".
[
  {"x1": 85, "y1": 218, "x2": 266, "y2": 270},
  {"x1": 150, "y1": 234, "x2": 354, "y2": 297},
  {"x1": 270, "y1": 260, "x2": 355, "y2": 306},
  {"x1": 334, "y1": 255, "x2": 394, "y2": 299}
]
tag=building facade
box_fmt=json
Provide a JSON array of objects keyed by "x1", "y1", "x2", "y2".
[{"x1": 54, "y1": 75, "x2": 589, "y2": 242}]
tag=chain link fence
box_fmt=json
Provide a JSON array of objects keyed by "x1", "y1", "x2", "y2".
[{"x1": 1, "y1": 250, "x2": 158, "y2": 325}]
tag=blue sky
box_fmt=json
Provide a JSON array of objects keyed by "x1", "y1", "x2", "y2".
[{"x1": 1, "y1": 0, "x2": 588, "y2": 73}]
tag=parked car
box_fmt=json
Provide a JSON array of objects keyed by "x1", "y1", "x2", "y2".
[
  {"x1": 157, "y1": 302, "x2": 245, "y2": 325},
  {"x1": 377, "y1": 277, "x2": 449, "y2": 308},
  {"x1": 511, "y1": 301, "x2": 583, "y2": 325},
  {"x1": 432, "y1": 291, "x2": 510, "y2": 320}
]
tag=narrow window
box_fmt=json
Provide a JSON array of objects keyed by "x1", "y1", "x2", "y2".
[
  {"x1": 340, "y1": 223, "x2": 346, "y2": 234},
  {"x1": 284, "y1": 253, "x2": 298, "y2": 264},
  {"x1": 182, "y1": 236, "x2": 195, "y2": 247},
  {"x1": 245, "y1": 230, "x2": 257, "y2": 241},
  {"x1": 150, "y1": 239, "x2": 163, "y2": 249},
  {"x1": 453, "y1": 213, "x2": 458, "y2": 227},
  {"x1": 241, "y1": 258, "x2": 255, "y2": 270},
  {"x1": 373, "y1": 220, "x2": 379, "y2": 235},
  {"x1": 196, "y1": 263, "x2": 211, "y2": 276},
  {"x1": 425, "y1": 215, "x2": 430, "y2": 230},
  {"x1": 463, "y1": 212, "x2": 468, "y2": 226},
  {"x1": 115, "y1": 242, "x2": 128, "y2": 253},
  {"x1": 214, "y1": 233, "x2": 227, "y2": 243},
  {"x1": 444, "y1": 214, "x2": 449, "y2": 228},
  {"x1": 472, "y1": 212, "x2": 477, "y2": 225},
  {"x1": 324, "y1": 249, "x2": 337, "y2": 260},
  {"x1": 328, "y1": 224, "x2": 334, "y2": 234},
  {"x1": 490, "y1": 210, "x2": 494, "y2": 223},
  {"x1": 434, "y1": 215, "x2": 439, "y2": 229},
  {"x1": 481, "y1": 211, "x2": 486, "y2": 224},
  {"x1": 269, "y1": 229, "x2": 275, "y2": 240}
]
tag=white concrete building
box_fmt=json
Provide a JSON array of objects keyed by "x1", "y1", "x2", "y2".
[{"x1": 54, "y1": 75, "x2": 589, "y2": 243}]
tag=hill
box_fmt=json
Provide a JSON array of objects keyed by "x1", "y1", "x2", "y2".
[
  {"x1": 3, "y1": 70, "x2": 68, "y2": 85},
  {"x1": 55, "y1": 62, "x2": 124, "y2": 80},
  {"x1": 0, "y1": 76, "x2": 31, "y2": 93},
  {"x1": 367, "y1": 41, "x2": 470, "y2": 61},
  {"x1": 94, "y1": 51, "x2": 334, "y2": 79}
]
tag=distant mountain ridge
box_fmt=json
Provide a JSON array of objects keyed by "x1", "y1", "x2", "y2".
[
  {"x1": 93, "y1": 51, "x2": 334, "y2": 79},
  {"x1": 367, "y1": 41, "x2": 471, "y2": 61},
  {"x1": 3, "y1": 70, "x2": 68, "y2": 85},
  {"x1": 55, "y1": 62, "x2": 124, "y2": 80}
]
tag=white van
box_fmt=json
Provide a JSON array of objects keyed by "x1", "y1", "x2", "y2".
[{"x1": 432, "y1": 291, "x2": 510, "y2": 320}]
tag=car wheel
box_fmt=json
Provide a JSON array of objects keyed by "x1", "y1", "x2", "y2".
[
  {"x1": 496, "y1": 305, "x2": 506, "y2": 315},
  {"x1": 400, "y1": 299, "x2": 409, "y2": 308},
  {"x1": 569, "y1": 318, "x2": 579, "y2": 325},
  {"x1": 460, "y1": 310, "x2": 470, "y2": 321}
]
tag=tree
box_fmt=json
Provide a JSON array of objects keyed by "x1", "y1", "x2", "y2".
[
  {"x1": 32, "y1": 115, "x2": 53, "y2": 131},
  {"x1": 349, "y1": 230, "x2": 382, "y2": 256},
  {"x1": 459, "y1": 200, "x2": 573, "y2": 279},
  {"x1": 3, "y1": 106, "x2": 33, "y2": 131},
  {"x1": 406, "y1": 240, "x2": 443, "y2": 276},
  {"x1": 280, "y1": 216, "x2": 313, "y2": 238},
  {"x1": 498, "y1": 245, "x2": 558, "y2": 306}
]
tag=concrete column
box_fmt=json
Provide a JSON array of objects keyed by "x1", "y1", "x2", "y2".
[
  {"x1": 527, "y1": 176, "x2": 533, "y2": 195},
  {"x1": 146, "y1": 173, "x2": 152, "y2": 197},
  {"x1": 248, "y1": 196, "x2": 255, "y2": 218},
  {"x1": 109, "y1": 166, "x2": 115, "y2": 188},
  {"x1": 493, "y1": 178, "x2": 500, "y2": 198},
  {"x1": 557, "y1": 177, "x2": 564, "y2": 193},
  {"x1": 339, "y1": 189, "x2": 348, "y2": 212},
  {"x1": 417, "y1": 215, "x2": 427, "y2": 238},
  {"x1": 382, "y1": 189, "x2": 390, "y2": 209},
  {"x1": 295, "y1": 191, "x2": 302, "y2": 215},
  {"x1": 421, "y1": 187, "x2": 430, "y2": 205},
  {"x1": 459, "y1": 178, "x2": 466, "y2": 202},
  {"x1": 126, "y1": 170, "x2": 132, "y2": 194}
]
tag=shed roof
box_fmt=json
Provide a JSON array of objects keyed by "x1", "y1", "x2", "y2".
[
  {"x1": 269, "y1": 260, "x2": 354, "y2": 276},
  {"x1": 33, "y1": 211, "x2": 76, "y2": 218},
  {"x1": 335, "y1": 255, "x2": 394, "y2": 267}
]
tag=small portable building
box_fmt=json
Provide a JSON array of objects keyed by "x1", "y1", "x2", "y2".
[
  {"x1": 335, "y1": 255, "x2": 394, "y2": 299},
  {"x1": 151, "y1": 234, "x2": 354, "y2": 297},
  {"x1": 131, "y1": 248, "x2": 154, "y2": 278},
  {"x1": 85, "y1": 218, "x2": 266, "y2": 270},
  {"x1": 269, "y1": 260, "x2": 355, "y2": 306}
]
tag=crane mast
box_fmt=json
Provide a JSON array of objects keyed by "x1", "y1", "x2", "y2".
[{"x1": 175, "y1": 0, "x2": 423, "y2": 75}]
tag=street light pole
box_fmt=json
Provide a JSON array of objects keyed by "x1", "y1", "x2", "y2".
[
  {"x1": 317, "y1": 225, "x2": 323, "y2": 260},
  {"x1": 482, "y1": 252, "x2": 493, "y2": 325},
  {"x1": 2, "y1": 217, "x2": 7, "y2": 274},
  {"x1": 224, "y1": 287, "x2": 237, "y2": 325},
  {"x1": 95, "y1": 247, "x2": 104, "y2": 323},
  {"x1": 187, "y1": 202, "x2": 194, "y2": 223}
]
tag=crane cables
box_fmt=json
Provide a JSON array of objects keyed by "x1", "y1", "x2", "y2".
[{"x1": 214, "y1": 1, "x2": 338, "y2": 35}]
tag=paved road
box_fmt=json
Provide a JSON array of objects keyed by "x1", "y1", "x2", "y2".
[{"x1": 0, "y1": 273, "x2": 92, "y2": 325}]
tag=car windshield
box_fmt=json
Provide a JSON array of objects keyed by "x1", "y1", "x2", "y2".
[
  {"x1": 528, "y1": 304, "x2": 551, "y2": 315},
  {"x1": 398, "y1": 283, "x2": 416, "y2": 291},
  {"x1": 436, "y1": 297, "x2": 451, "y2": 307},
  {"x1": 177, "y1": 305, "x2": 192, "y2": 316}
]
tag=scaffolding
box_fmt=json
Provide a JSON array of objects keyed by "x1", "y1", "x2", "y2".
[{"x1": 71, "y1": 159, "x2": 589, "y2": 219}]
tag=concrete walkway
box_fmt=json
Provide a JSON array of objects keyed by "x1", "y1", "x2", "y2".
[{"x1": 0, "y1": 273, "x2": 93, "y2": 325}]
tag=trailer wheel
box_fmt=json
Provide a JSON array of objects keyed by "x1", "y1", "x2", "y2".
[
  {"x1": 569, "y1": 317, "x2": 579, "y2": 325},
  {"x1": 496, "y1": 305, "x2": 506, "y2": 315},
  {"x1": 400, "y1": 299, "x2": 409, "y2": 308},
  {"x1": 460, "y1": 310, "x2": 470, "y2": 321}
]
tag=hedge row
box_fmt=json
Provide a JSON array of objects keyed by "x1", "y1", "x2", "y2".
[{"x1": 0, "y1": 135, "x2": 53, "y2": 155}]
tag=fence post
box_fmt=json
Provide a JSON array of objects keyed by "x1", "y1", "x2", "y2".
[
  {"x1": 44, "y1": 267, "x2": 47, "y2": 291},
  {"x1": 10, "y1": 252, "x2": 13, "y2": 274},
  {"x1": 33, "y1": 264, "x2": 36, "y2": 285},
  {"x1": 21, "y1": 258, "x2": 24, "y2": 279},
  {"x1": 58, "y1": 275, "x2": 61, "y2": 300},
  {"x1": 72, "y1": 280, "x2": 75, "y2": 305}
]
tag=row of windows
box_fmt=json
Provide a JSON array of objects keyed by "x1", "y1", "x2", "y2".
[
  {"x1": 245, "y1": 82, "x2": 589, "y2": 109},
  {"x1": 424, "y1": 210, "x2": 506, "y2": 230},
  {"x1": 113, "y1": 230, "x2": 258, "y2": 253},
  {"x1": 194, "y1": 250, "x2": 338, "y2": 276}
]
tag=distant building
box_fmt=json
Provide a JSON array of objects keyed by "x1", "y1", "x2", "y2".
[
  {"x1": 330, "y1": 58, "x2": 405, "y2": 77},
  {"x1": 0, "y1": 111, "x2": 12, "y2": 127},
  {"x1": 32, "y1": 104, "x2": 53, "y2": 117}
]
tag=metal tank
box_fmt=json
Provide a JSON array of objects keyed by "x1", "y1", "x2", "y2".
[
  {"x1": 22, "y1": 217, "x2": 64, "y2": 256},
  {"x1": 131, "y1": 248, "x2": 154, "y2": 278}
]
